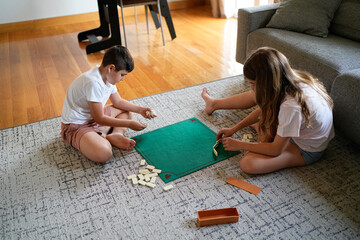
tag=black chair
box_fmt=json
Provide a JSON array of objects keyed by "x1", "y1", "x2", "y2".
[{"x1": 77, "y1": 0, "x2": 122, "y2": 54}]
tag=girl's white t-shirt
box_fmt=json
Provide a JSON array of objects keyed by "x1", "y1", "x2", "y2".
[
  {"x1": 61, "y1": 66, "x2": 117, "y2": 124},
  {"x1": 277, "y1": 83, "x2": 335, "y2": 152}
]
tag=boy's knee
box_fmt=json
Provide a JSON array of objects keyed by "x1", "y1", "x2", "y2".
[{"x1": 91, "y1": 144, "x2": 113, "y2": 163}]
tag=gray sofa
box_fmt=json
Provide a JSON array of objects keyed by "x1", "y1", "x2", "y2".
[{"x1": 235, "y1": 2, "x2": 360, "y2": 146}]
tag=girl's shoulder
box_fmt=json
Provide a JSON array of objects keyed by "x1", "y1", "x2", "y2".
[{"x1": 281, "y1": 94, "x2": 300, "y2": 110}]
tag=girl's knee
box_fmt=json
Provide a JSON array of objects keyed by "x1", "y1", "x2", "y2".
[{"x1": 239, "y1": 155, "x2": 258, "y2": 174}]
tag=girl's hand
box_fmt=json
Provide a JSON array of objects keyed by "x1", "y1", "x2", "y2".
[
  {"x1": 140, "y1": 108, "x2": 157, "y2": 119},
  {"x1": 129, "y1": 120, "x2": 147, "y2": 131},
  {"x1": 217, "y1": 128, "x2": 235, "y2": 140},
  {"x1": 222, "y1": 137, "x2": 242, "y2": 151}
]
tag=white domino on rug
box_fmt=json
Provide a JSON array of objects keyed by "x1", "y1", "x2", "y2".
[
  {"x1": 127, "y1": 174, "x2": 137, "y2": 180},
  {"x1": 138, "y1": 180, "x2": 146, "y2": 186},
  {"x1": 139, "y1": 169, "x2": 150, "y2": 175},
  {"x1": 132, "y1": 178, "x2": 138, "y2": 185},
  {"x1": 152, "y1": 169, "x2": 162, "y2": 174},
  {"x1": 140, "y1": 159, "x2": 146, "y2": 166},
  {"x1": 163, "y1": 185, "x2": 174, "y2": 191},
  {"x1": 144, "y1": 175, "x2": 151, "y2": 182},
  {"x1": 146, "y1": 182, "x2": 156, "y2": 188},
  {"x1": 150, "y1": 177, "x2": 157, "y2": 184},
  {"x1": 146, "y1": 165, "x2": 155, "y2": 170}
]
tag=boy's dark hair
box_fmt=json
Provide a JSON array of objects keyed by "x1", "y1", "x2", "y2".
[{"x1": 101, "y1": 45, "x2": 134, "y2": 72}]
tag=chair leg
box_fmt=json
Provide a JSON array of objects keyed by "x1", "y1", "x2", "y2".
[
  {"x1": 120, "y1": 3, "x2": 127, "y2": 47},
  {"x1": 157, "y1": 0, "x2": 165, "y2": 46},
  {"x1": 134, "y1": 7, "x2": 137, "y2": 25},
  {"x1": 145, "y1": 6, "x2": 149, "y2": 34}
]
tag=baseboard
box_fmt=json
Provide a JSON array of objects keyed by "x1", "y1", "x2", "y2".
[{"x1": 0, "y1": 0, "x2": 206, "y2": 34}]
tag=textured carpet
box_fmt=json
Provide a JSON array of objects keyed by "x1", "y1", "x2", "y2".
[{"x1": 1, "y1": 75, "x2": 360, "y2": 239}]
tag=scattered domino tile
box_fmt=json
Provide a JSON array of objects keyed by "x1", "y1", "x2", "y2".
[
  {"x1": 163, "y1": 185, "x2": 174, "y2": 191},
  {"x1": 144, "y1": 175, "x2": 150, "y2": 182},
  {"x1": 148, "y1": 173, "x2": 158, "y2": 177},
  {"x1": 138, "y1": 174, "x2": 145, "y2": 180},
  {"x1": 150, "y1": 177, "x2": 156, "y2": 183},
  {"x1": 132, "y1": 178, "x2": 138, "y2": 185},
  {"x1": 152, "y1": 169, "x2": 162, "y2": 174},
  {"x1": 138, "y1": 180, "x2": 146, "y2": 186},
  {"x1": 146, "y1": 165, "x2": 155, "y2": 170},
  {"x1": 127, "y1": 174, "x2": 137, "y2": 180},
  {"x1": 146, "y1": 182, "x2": 156, "y2": 188},
  {"x1": 139, "y1": 169, "x2": 150, "y2": 175},
  {"x1": 140, "y1": 159, "x2": 146, "y2": 166}
]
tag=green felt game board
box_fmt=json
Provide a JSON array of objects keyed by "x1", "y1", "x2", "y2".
[{"x1": 132, "y1": 117, "x2": 240, "y2": 183}]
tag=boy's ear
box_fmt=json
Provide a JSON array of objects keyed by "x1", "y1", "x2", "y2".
[{"x1": 107, "y1": 64, "x2": 116, "y2": 72}]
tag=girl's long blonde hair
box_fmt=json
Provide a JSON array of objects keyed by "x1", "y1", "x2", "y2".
[{"x1": 243, "y1": 47, "x2": 333, "y2": 140}]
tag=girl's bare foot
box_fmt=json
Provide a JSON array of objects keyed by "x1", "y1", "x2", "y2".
[
  {"x1": 201, "y1": 87, "x2": 216, "y2": 115},
  {"x1": 106, "y1": 133, "x2": 136, "y2": 150}
]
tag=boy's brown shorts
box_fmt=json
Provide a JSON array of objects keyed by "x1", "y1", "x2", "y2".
[{"x1": 60, "y1": 106, "x2": 111, "y2": 150}]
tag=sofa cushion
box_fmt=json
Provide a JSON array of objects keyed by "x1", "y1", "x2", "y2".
[
  {"x1": 330, "y1": 69, "x2": 360, "y2": 146},
  {"x1": 330, "y1": 0, "x2": 360, "y2": 42},
  {"x1": 266, "y1": 0, "x2": 342, "y2": 37},
  {"x1": 246, "y1": 28, "x2": 360, "y2": 91}
]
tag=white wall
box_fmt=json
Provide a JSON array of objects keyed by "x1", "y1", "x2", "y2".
[
  {"x1": 0, "y1": 0, "x2": 179, "y2": 24},
  {"x1": 0, "y1": 0, "x2": 98, "y2": 24}
]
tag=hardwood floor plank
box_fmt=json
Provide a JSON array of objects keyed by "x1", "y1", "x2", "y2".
[
  {"x1": 0, "y1": 5, "x2": 244, "y2": 129},
  {"x1": 0, "y1": 33, "x2": 13, "y2": 128}
]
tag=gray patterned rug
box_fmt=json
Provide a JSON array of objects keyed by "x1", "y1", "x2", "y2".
[{"x1": 1, "y1": 75, "x2": 360, "y2": 239}]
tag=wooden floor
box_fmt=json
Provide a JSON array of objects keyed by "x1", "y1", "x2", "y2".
[{"x1": 0, "y1": 5, "x2": 243, "y2": 130}]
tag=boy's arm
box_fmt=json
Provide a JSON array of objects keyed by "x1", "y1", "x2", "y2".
[
  {"x1": 110, "y1": 92, "x2": 155, "y2": 118},
  {"x1": 88, "y1": 101, "x2": 145, "y2": 130}
]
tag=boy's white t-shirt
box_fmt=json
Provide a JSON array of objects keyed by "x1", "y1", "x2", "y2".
[
  {"x1": 277, "y1": 83, "x2": 335, "y2": 152},
  {"x1": 61, "y1": 66, "x2": 117, "y2": 124}
]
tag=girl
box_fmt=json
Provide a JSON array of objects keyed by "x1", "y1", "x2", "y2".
[{"x1": 202, "y1": 47, "x2": 334, "y2": 174}]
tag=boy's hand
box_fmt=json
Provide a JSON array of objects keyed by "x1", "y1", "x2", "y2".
[
  {"x1": 141, "y1": 108, "x2": 157, "y2": 119},
  {"x1": 217, "y1": 128, "x2": 235, "y2": 140},
  {"x1": 129, "y1": 121, "x2": 147, "y2": 131}
]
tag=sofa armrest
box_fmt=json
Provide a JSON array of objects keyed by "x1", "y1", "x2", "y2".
[{"x1": 236, "y1": 3, "x2": 280, "y2": 64}]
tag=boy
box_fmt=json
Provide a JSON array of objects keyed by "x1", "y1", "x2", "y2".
[{"x1": 61, "y1": 46, "x2": 156, "y2": 163}]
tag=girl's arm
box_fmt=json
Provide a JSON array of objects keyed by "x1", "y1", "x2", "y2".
[
  {"x1": 233, "y1": 107, "x2": 261, "y2": 132},
  {"x1": 110, "y1": 93, "x2": 156, "y2": 119},
  {"x1": 89, "y1": 101, "x2": 145, "y2": 130},
  {"x1": 217, "y1": 108, "x2": 261, "y2": 139},
  {"x1": 222, "y1": 134, "x2": 290, "y2": 157}
]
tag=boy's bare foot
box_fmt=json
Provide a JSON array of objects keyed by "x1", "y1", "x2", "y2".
[
  {"x1": 201, "y1": 87, "x2": 216, "y2": 115},
  {"x1": 106, "y1": 133, "x2": 136, "y2": 150}
]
